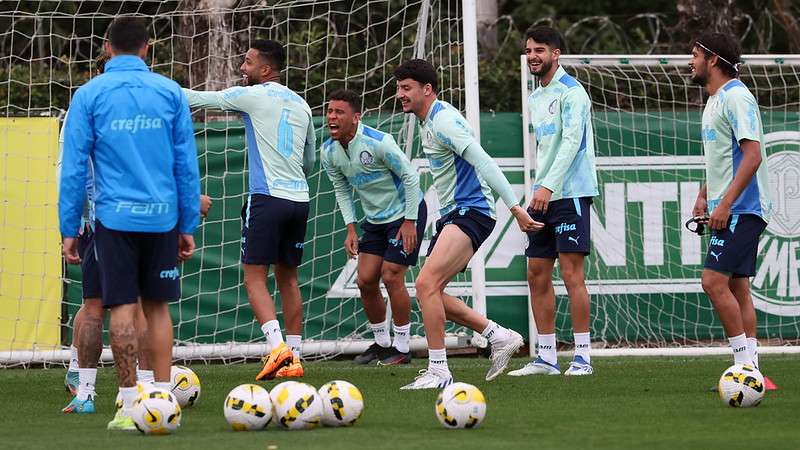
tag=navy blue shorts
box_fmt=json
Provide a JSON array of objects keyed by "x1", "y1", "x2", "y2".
[
  {"x1": 241, "y1": 194, "x2": 309, "y2": 267},
  {"x1": 78, "y1": 225, "x2": 102, "y2": 299},
  {"x1": 427, "y1": 207, "x2": 496, "y2": 264},
  {"x1": 526, "y1": 197, "x2": 592, "y2": 259},
  {"x1": 704, "y1": 214, "x2": 767, "y2": 278},
  {"x1": 93, "y1": 221, "x2": 180, "y2": 307},
  {"x1": 359, "y1": 200, "x2": 428, "y2": 267}
]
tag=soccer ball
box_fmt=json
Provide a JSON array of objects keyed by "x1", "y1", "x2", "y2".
[
  {"x1": 131, "y1": 388, "x2": 182, "y2": 435},
  {"x1": 718, "y1": 364, "x2": 765, "y2": 407},
  {"x1": 318, "y1": 380, "x2": 364, "y2": 426},
  {"x1": 115, "y1": 382, "x2": 154, "y2": 412},
  {"x1": 170, "y1": 365, "x2": 201, "y2": 408},
  {"x1": 223, "y1": 384, "x2": 273, "y2": 431},
  {"x1": 435, "y1": 382, "x2": 486, "y2": 429},
  {"x1": 270, "y1": 381, "x2": 322, "y2": 430}
]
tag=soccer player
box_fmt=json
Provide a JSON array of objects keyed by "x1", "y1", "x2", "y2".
[
  {"x1": 183, "y1": 40, "x2": 316, "y2": 380},
  {"x1": 59, "y1": 17, "x2": 200, "y2": 430},
  {"x1": 689, "y1": 33, "x2": 775, "y2": 387},
  {"x1": 508, "y1": 26, "x2": 599, "y2": 377},
  {"x1": 321, "y1": 89, "x2": 426, "y2": 365},
  {"x1": 394, "y1": 59, "x2": 541, "y2": 390}
]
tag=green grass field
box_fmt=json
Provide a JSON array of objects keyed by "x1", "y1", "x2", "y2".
[{"x1": 1, "y1": 355, "x2": 798, "y2": 450}]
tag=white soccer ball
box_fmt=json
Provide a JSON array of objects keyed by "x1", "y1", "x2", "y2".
[
  {"x1": 317, "y1": 380, "x2": 364, "y2": 426},
  {"x1": 270, "y1": 381, "x2": 322, "y2": 430},
  {"x1": 718, "y1": 364, "x2": 765, "y2": 407},
  {"x1": 435, "y1": 382, "x2": 486, "y2": 429},
  {"x1": 131, "y1": 388, "x2": 182, "y2": 435},
  {"x1": 115, "y1": 382, "x2": 154, "y2": 412},
  {"x1": 170, "y1": 365, "x2": 201, "y2": 408},
  {"x1": 223, "y1": 384, "x2": 273, "y2": 431}
]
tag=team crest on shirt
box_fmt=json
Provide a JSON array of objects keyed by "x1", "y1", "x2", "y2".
[
  {"x1": 359, "y1": 150, "x2": 374, "y2": 165},
  {"x1": 548, "y1": 99, "x2": 558, "y2": 115}
]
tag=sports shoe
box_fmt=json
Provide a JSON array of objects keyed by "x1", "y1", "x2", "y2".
[
  {"x1": 377, "y1": 347, "x2": 412, "y2": 365},
  {"x1": 62, "y1": 395, "x2": 96, "y2": 414},
  {"x1": 256, "y1": 342, "x2": 294, "y2": 381},
  {"x1": 564, "y1": 355, "x2": 594, "y2": 376},
  {"x1": 508, "y1": 357, "x2": 561, "y2": 376},
  {"x1": 106, "y1": 409, "x2": 137, "y2": 431},
  {"x1": 64, "y1": 370, "x2": 79, "y2": 395},
  {"x1": 353, "y1": 342, "x2": 389, "y2": 364},
  {"x1": 400, "y1": 369, "x2": 453, "y2": 390},
  {"x1": 485, "y1": 330, "x2": 524, "y2": 381},
  {"x1": 275, "y1": 357, "x2": 304, "y2": 378}
]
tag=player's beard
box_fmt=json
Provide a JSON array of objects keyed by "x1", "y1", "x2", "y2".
[
  {"x1": 691, "y1": 65, "x2": 707, "y2": 86},
  {"x1": 529, "y1": 58, "x2": 553, "y2": 77}
]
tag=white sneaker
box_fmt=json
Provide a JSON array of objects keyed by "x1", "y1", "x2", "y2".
[
  {"x1": 564, "y1": 356, "x2": 593, "y2": 376},
  {"x1": 485, "y1": 330, "x2": 524, "y2": 381},
  {"x1": 400, "y1": 369, "x2": 453, "y2": 390},
  {"x1": 508, "y1": 357, "x2": 561, "y2": 376}
]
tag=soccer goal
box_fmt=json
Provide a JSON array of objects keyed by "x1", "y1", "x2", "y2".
[
  {"x1": 521, "y1": 54, "x2": 800, "y2": 356},
  {"x1": 0, "y1": 0, "x2": 492, "y2": 366}
]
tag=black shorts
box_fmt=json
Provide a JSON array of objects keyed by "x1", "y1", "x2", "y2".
[
  {"x1": 93, "y1": 221, "x2": 180, "y2": 307},
  {"x1": 241, "y1": 194, "x2": 309, "y2": 267},
  {"x1": 704, "y1": 214, "x2": 767, "y2": 278},
  {"x1": 526, "y1": 197, "x2": 592, "y2": 259},
  {"x1": 359, "y1": 200, "x2": 428, "y2": 267},
  {"x1": 78, "y1": 225, "x2": 102, "y2": 299},
  {"x1": 427, "y1": 207, "x2": 496, "y2": 262}
]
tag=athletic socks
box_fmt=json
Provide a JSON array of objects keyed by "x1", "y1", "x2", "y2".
[
  {"x1": 392, "y1": 322, "x2": 411, "y2": 353},
  {"x1": 729, "y1": 333, "x2": 752, "y2": 365},
  {"x1": 369, "y1": 322, "x2": 391, "y2": 348},
  {"x1": 286, "y1": 335, "x2": 302, "y2": 359},
  {"x1": 747, "y1": 337, "x2": 759, "y2": 368},
  {"x1": 69, "y1": 345, "x2": 79, "y2": 371},
  {"x1": 119, "y1": 386, "x2": 138, "y2": 410},
  {"x1": 574, "y1": 332, "x2": 591, "y2": 364},
  {"x1": 154, "y1": 381, "x2": 171, "y2": 391},
  {"x1": 261, "y1": 320, "x2": 285, "y2": 350},
  {"x1": 137, "y1": 369, "x2": 155, "y2": 384},
  {"x1": 481, "y1": 320, "x2": 512, "y2": 345},
  {"x1": 537, "y1": 333, "x2": 557, "y2": 365},
  {"x1": 428, "y1": 348, "x2": 450, "y2": 374},
  {"x1": 76, "y1": 368, "x2": 97, "y2": 401}
]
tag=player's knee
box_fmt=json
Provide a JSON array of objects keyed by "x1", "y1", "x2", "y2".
[
  {"x1": 527, "y1": 265, "x2": 550, "y2": 287},
  {"x1": 380, "y1": 267, "x2": 406, "y2": 291},
  {"x1": 83, "y1": 299, "x2": 104, "y2": 318},
  {"x1": 701, "y1": 271, "x2": 725, "y2": 297},
  {"x1": 561, "y1": 266, "x2": 585, "y2": 289},
  {"x1": 356, "y1": 273, "x2": 379, "y2": 292},
  {"x1": 414, "y1": 274, "x2": 440, "y2": 300}
]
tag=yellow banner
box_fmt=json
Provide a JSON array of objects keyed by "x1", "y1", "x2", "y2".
[{"x1": 0, "y1": 117, "x2": 62, "y2": 352}]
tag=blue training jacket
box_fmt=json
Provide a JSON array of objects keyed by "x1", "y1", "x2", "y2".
[{"x1": 59, "y1": 55, "x2": 200, "y2": 236}]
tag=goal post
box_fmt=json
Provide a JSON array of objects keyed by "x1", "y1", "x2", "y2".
[{"x1": 521, "y1": 54, "x2": 800, "y2": 355}]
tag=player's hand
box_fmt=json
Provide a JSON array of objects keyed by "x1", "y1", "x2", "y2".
[
  {"x1": 200, "y1": 195, "x2": 212, "y2": 219},
  {"x1": 511, "y1": 205, "x2": 544, "y2": 232},
  {"x1": 178, "y1": 234, "x2": 195, "y2": 262},
  {"x1": 344, "y1": 227, "x2": 359, "y2": 259},
  {"x1": 528, "y1": 187, "x2": 552, "y2": 213},
  {"x1": 395, "y1": 220, "x2": 417, "y2": 255},
  {"x1": 62, "y1": 237, "x2": 81, "y2": 264},
  {"x1": 692, "y1": 195, "x2": 708, "y2": 220},
  {"x1": 708, "y1": 201, "x2": 731, "y2": 231}
]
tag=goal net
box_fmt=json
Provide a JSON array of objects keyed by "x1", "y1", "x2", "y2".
[
  {"x1": 0, "y1": 0, "x2": 479, "y2": 366},
  {"x1": 522, "y1": 54, "x2": 800, "y2": 351}
]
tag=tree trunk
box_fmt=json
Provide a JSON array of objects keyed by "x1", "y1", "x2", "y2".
[
  {"x1": 178, "y1": 0, "x2": 239, "y2": 91},
  {"x1": 476, "y1": 0, "x2": 498, "y2": 57}
]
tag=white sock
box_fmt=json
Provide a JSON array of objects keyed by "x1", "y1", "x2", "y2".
[
  {"x1": 369, "y1": 322, "x2": 391, "y2": 348},
  {"x1": 392, "y1": 322, "x2": 411, "y2": 353},
  {"x1": 286, "y1": 335, "x2": 302, "y2": 359},
  {"x1": 574, "y1": 332, "x2": 591, "y2": 364},
  {"x1": 747, "y1": 337, "x2": 759, "y2": 369},
  {"x1": 76, "y1": 368, "x2": 97, "y2": 401},
  {"x1": 481, "y1": 320, "x2": 512, "y2": 345},
  {"x1": 119, "y1": 386, "x2": 138, "y2": 410},
  {"x1": 729, "y1": 333, "x2": 752, "y2": 365},
  {"x1": 69, "y1": 345, "x2": 79, "y2": 371},
  {"x1": 428, "y1": 348, "x2": 449, "y2": 373},
  {"x1": 261, "y1": 320, "x2": 284, "y2": 350},
  {"x1": 537, "y1": 333, "x2": 557, "y2": 365},
  {"x1": 154, "y1": 381, "x2": 171, "y2": 391},
  {"x1": 137, "y1": 369, "x2": 155, "y2": 384}
]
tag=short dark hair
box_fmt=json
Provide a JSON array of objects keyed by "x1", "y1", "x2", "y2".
[
  {"x1": 107, "y1": 17, "x2": 148, "y2": 54},
  {"x1": 251, "y1": 39, "x2": 286, "y2": 71},
  {"x1": 694, "y1": 33, "x2": 741, "y2": 78},
  {"x1": 525, "y1": 26, "x2": 564, "y2": 51},
  {"x1": 393, "y1": 59, "x2": 438, "y2": 93},
  {"x1": 328, "y1": 89, "x2": 361, "y2": 113}
]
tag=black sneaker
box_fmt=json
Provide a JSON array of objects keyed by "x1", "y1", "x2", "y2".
[
  {"x1": 353, "y1": 343, "x2": 389, "y2": 364},
  {"x1": 377, "y1": 347, "x2": 412, "y2": 365}
]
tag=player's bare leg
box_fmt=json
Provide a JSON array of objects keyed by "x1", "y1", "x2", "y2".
[
  {"x1": 273, "y1": 263, "x2": 304, "y2": 377},
  {"x1": 729, "y1": 277, "x2": 777, "y2": 389},
  {"x1": 139, "y1": 300, "x2": 172, "y2": 383},
  {"x1": 353, "y1": 253, "x2": 390, "y2": 364},
  {"x1": 244, "y1": 263, "x2": 292, "y2": 380},
  {"x1": 134, "y1": 301, "x2": 154, "y2": 384},
  {"x1": 702, "y1": 269, "x2": 752, "y2": 366},
  {"x1": 378, "y1": 261, "x2": 413, "y2": 365},
  {"x1": 559, "y1": 252, "x2": 593, "y2": 375},
  {"x1": 62, "y1": 299, "x2": 103, "y2": 414}
]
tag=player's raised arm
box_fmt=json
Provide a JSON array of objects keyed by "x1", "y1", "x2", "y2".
[{"x1": 182, "y1": 85, "x2": 256, "y2": 112}]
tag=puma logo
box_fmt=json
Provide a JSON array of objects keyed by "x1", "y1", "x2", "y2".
[
  {"x1": 568, "y1": 236, "x2": 580, "y2": 245},
  {"x1": 710, "y1": 250, "x2": 722, "y2": 262}
]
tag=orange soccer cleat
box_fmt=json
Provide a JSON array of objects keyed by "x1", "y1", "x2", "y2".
[
  {"x1": 255, "y1": 342, "x2": 294, "y2": 381},
  {"x1": 275, "y1": 357, "x2": 304, "y2": 378}
]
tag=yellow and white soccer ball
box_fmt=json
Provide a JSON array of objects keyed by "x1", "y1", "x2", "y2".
[
  {"x1": 115, "y1": 382, "x2": 154, "y2": 412},
  {"x1": 131, "y1": 388, "x2": 182, "y2": 435},
  {"x1": 718, "y1": 364, "x2": 765, "y2": 407},
  {"x1": 270, "y1": 381, "x2": 322, "y2": 430},
  {"x1": 223, "y1": 384, "x2": 273, "y2": 431},
  {"x1": 317, "y1": 380, "x2": 364, "y2": 426},
  {"x1": 435, "y1": 382, "x2": 486, "y2": 429},
  {"x1": 170, "y1": 365, "x2": 201, "y2": 408}
]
